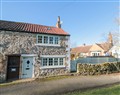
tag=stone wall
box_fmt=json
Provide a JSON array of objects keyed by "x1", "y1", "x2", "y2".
[
  {"x1": 0, "y1": 30, "x2": 70, "y2": 82},
  {"x1": 77, "y1": 62, "x2": 120, "y2": 75}
]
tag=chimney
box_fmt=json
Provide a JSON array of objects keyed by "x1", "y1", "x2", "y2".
[
  {"x1": 108, "y1": 32, "x2": 113, "y2": 46},
  {"x1": 83, "y1": 43, "x2": 86, "y2": 46},
  {"x1": 56, "y1": 16, "x2": 61, "y2": 28}
]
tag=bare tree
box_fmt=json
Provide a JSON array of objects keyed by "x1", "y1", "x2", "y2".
[{"x1": 113, "y1": 17, "x2": 120, "y2": 46}]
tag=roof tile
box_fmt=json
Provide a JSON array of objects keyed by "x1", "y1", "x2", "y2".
[{"x1": 0, "y1": 20, "x2": 69, "y2": 36}]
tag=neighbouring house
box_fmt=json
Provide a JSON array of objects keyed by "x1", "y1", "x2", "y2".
[
  {"x1": 71, "y1": 45, "x2": 92, "y2": 60},
  {"x1": 71, "y1": 32, "x2": 113, "y2": 60},
  {"x1": 109, "y1": 45, "x2": 120, "y2": 59},
  {"x1": 0, "y1": 16, "x2": 70, "y2": 82}
]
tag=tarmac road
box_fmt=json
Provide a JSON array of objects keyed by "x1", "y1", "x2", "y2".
[{"x1": 0, "y1": 73, "x2": 120, "y2": 95}]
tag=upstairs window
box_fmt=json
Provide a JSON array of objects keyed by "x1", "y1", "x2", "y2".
[
  {"x1": 37, "y1": 35, "x2": 60, "y2": 46},
  {"x1": 55, "y1": 37, "x2": 59, "y2": 44},
  {"x1": 38, "y1": 36, "x2": 42, "y2": 43},
  {"x1": 49, "y1": 37, "x2": 53, "y2": 44},
  {"x1": 44, "y1": 36, "x2": 48, "y2": 44}
]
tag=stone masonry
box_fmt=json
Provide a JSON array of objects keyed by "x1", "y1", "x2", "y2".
[{"x1": 0, "y1": 30, "x2": 70, "y2": 82}]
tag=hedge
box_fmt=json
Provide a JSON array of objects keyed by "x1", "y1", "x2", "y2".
[{"x1": 77, "y1": 62, "x2": 120, "y2": 75}]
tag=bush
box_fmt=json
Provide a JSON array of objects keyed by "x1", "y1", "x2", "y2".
[{"x1": 77, "y1": 62, "x2": 120, "y2": 75}]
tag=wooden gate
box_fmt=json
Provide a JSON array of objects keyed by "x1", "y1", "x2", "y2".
[{"x1": 7, "y1": 55, "x2": 20, "y2": 80}]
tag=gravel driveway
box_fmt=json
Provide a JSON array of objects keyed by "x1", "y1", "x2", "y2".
[{"x1": 0, "y1": 73, "x2": 120, "y2": 95}]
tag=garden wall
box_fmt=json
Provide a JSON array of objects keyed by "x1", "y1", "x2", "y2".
[{"x1": 77, "y1": 62, "x2": 120, "y2": 75}]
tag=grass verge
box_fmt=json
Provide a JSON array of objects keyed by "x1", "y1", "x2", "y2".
[
  {"x1": 36, "y1": 75, "x2": 73, "y2": 82},
  {"x1": 63, "y1": 84, "x2": 120, "y2": 95},
  {"x1": 0, "y1": 75, "x2": 73, "y2": 87}
]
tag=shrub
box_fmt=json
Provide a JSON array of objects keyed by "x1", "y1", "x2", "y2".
[{"x1": 77, "y1": 62, "x2": 120, "y2": 75}]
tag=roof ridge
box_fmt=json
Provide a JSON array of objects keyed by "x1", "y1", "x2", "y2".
[{"x1": 0, "y1": 20, "x2": 56, "y2": 28}]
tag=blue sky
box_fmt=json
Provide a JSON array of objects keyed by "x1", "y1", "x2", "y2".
[{"x1": 0, "y1": 0, "x2": 119, "y2": 47}]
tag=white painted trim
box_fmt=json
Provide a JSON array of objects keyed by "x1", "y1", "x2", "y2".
[
  {"x1": 41, "y1": 55, "x2": 66, "y2": 58},
  {"x1": 40, "y1": 65, "x2": 66, "y2": 69},
  {"x1": 21, "y1": 54, "x2": 37, "y2": 57},
  {"x1": 35, "y1": 43, "x2": 60, "y2": 47},
  {"x1": 32, "y1": 57, "x2": 35, "y2": 78}
]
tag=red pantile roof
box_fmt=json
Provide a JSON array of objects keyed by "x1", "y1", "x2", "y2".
[
  {"x1": 0, "y1": 20, "x2": 69, "y2": 36},
  {"x1": 71, "y1": 45, "x2": 92, "y2": 54}
]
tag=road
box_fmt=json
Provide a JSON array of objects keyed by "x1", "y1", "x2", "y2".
[{"x1": 0, "y1": 73, "x2": 120, "y2": 95}]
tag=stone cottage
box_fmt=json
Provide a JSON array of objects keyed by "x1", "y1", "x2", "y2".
[{"x1": 0, "y1": 16, "x2": 70, "y2": 82}]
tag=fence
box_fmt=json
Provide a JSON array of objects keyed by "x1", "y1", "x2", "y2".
[{"x1": 70, "y1": 56, "x2": 120, "y2": 72}]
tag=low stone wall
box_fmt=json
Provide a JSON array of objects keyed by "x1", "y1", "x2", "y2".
[{"x1": 77, "y1": 62, "x2": 120, "y2": 75}]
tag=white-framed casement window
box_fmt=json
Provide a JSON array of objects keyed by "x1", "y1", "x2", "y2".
[
  {"x1": 44, "y1": 36, "x2": 48, "y2": 44},
  {"x1": 91, "y1": 51, "x2": 101, "y2": 56},
  {"x1": 49, "y1": 36, "x2": 54, "y2": 44},
  {"x1": 55, "y1": 37, "x2": 59, "y2": 44},
  {"x1": 36, "y1": 35, "x2": 60, "y2": 46},
  {"x1": 54, "y1": 58, "x2": 58, "y2": 65},
  {"x1": 38, "y1": 35, "x2": 42, "y2": 43},
  {"x1": 42, "y1": 58, "x2": 47, "y2": 66},
  {"x1": 41, "y1": 55, "x2": 65, "y2": 69},
  {"x1": 49, "y1": 58, "x2": 53, "y2": 66},
  {"x1": 59, "y1": 58, "x2": 63, "y2": 65}
]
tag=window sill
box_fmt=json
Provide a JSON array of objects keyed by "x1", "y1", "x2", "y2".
[
  {"x1": 35, "y1": 44, "x2": 60, "y2": 47},
  {"x1": 40, "y1": 65, "x2": 66, "y2": 69}
]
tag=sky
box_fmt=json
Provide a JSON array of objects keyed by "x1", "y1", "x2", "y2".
[{"x1": 0, "y1": 0, "x2": 119, "y2": 48}]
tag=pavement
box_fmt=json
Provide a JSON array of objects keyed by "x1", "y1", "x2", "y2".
[{"x1": 0, "y1": 73, "x2": 120, "y2": 95}]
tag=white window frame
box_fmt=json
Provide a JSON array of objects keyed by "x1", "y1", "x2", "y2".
[
  {"x1": 59, "y1": 58, "x2": 64, "y2": 65},
  {"x1": 91, "y1": 51, "x2": 101, "y2": 56},
  {"x1": 40, "y1": 55, "x2": 65, "y2": 69},
  {"x1": 42, "y1": 58, "x2": 48, "y2": 66},
  {"x1": 36, "y1": 35, "x2": 60, "y2": 46},
  {"x1": 43, "y1": 36, "x2": 48, "y2": 44},
  {"x1": 54, "y1": 58, "x2": 58, "y2": 66},
  {"x1": 37, "y1": 35, "x2": 43, "y2": 43},
  {"x1": 49, "y1": 36, "x2": 54, "y2": 44}
]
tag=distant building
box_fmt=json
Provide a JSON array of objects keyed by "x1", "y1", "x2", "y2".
[
  {"x1": 71, "y1": 45, "x2": 92, "y2": 60},
  {"x1": 109, "y1": 45, "x2": 120, "y2": 58},
  {"x1": 71, "y1": 32, "x2": 113, "y2": 60}
]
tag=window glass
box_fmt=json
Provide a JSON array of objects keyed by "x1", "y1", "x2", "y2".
[
  {"x1": 59, "y1": 58, "x2": 63, "y2": 65},
  {"x1": 54, "y1": 58, "x2": 58, "y2": 65},
  {"x1": 38, "y1": 36, "x2": 42, "y2": 43},
  {"x1": 44, "y1": 36, "x2": 48, "y2": 44},
  {"x1": 49, "y1": 58, "x2": 53, "y2": 66},
  {"x1": 43, "y1": 58, "x2": 47, "y2": 66},
  {"x1": 55, "y1": 37, "x2": 59, "y2": 44},
  {"x1": 37, "y1": 35, "x2": 59, "y2": 45},
  {"x1": 49, "y1": 37, "x2": 53, "y2": 44},
  {"x1": 42, "y1": 57, "x2": 64, "y2": 67}
]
